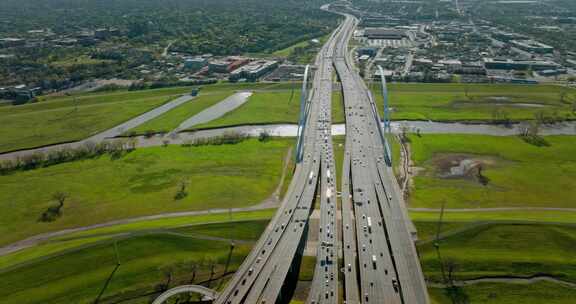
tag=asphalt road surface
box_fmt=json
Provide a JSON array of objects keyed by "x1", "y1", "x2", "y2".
[
  {"x1": 209, "y1": 5, "x2": 429, "y2": 304},
  {"x1": 332, "y1": 9, "x2": 429, "y2": 304},
  {"x1": 212, "y1": 10, "x2": 346, "y2": 304}
]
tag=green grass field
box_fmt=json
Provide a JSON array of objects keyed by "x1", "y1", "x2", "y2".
[
  {"x1": 0, "y1": 90, "x2": 181, "y2": 153},
  {"x1": 130, "y1": 92, "x2": 233, "y2": 134},
  {"x1": 0, "y1": 219, "x2": 271, "y2": 304},
  {"x1": 410, "y1": 209, "x2": 576, "y2": 224},
  {"x1": 298, "y1": 256, "x2": 316, "y2": 281},
  {"x1": 0, "y1": 209, "x2": 276, "y2": 271},
  {"x1": 429, "y1": 281, "x2": 576, "y2": 304},
  {"x1": 0, "y1": 234, "x2": 250, "y2": 303},
  {"x1": 418, "y1": 222, "x2": 576, "y2": 282},
  {"x1": 0, "y1": 139, "x2": 291, "y2": 246},
  {"x1": 0, "y1": 82, "x2": 302, "y2": 153},
  {"x1": 194, "y1": 91, "x2": 302, "y2": 129},
  {"x1": 332, "y1": 90, "x2": 346, "y2": 123},
  {"x1": 408, "y1": 134, "x2": 576, "y2": 209},
  {"x1": 373, "y1": 83, "x2": 576, "y2": 121},
  {"x1": 173, "y1": 219, "x2": 270, "y2": 241}
]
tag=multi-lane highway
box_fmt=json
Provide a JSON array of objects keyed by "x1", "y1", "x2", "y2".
[
  {"x1": 213, "y1": 12, "x2": 345, "y2": 304},
  {"x1": 333, "y1": 11, "x2": 430, "y2": 304},
  {"x1": 305, "y1": 17, "x2": 340, "y2": 304},
  {"x1": 161, "y1": 4, "x2": 429, "y2": 304}
]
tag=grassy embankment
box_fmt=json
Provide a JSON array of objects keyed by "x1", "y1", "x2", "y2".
[
  {"x1": 193, "y1": 80, "x2": 353, "y2": 129},
  {"x1": 373, "y1": 83, "x2": 576, "y2": 121},
  {"x1": 0, "y1": 139, "x2": 292, "y2": 247},
  {"x1": 416, "y1": 222, "x2": 576, "y2": 282},
  {"x1": 130, "y1": 82, "x2": 307, "y2": 134},
  {"x1": 428, "y1": 281, "x2": 576, "y2": 304},
  {"x1": 0, "y1": 82, "x2": 299, "y2": 153},
  {"x1": 164, "y1": 83, "x2": 576, "y2": 131},
  {"x1": 193, "y1": 91, "x2": 303, "y2": 129},
  {"x1": 406, "y1": 134, "x2": 576, "y2": 301},
  {"x1": 129, "y1": 92, "x2": 233, "y2": 134},
  {"x1": 0, "y1": 220, "x2": 271, "y2": 304},
  {"x1": 0, "y1": 88, "x2": 187, "y2": 153}
]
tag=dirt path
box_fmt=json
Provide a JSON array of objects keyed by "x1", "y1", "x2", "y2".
[
  {"x1": 397, "y1": 134, "x2": 412, "y2": 196},
  {"x1": 0, "y1": 148, "x2": 293, "y2": 258}
]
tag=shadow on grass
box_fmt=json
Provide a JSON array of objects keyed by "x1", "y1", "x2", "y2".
[{"x1": 443, "y1": 286, "x2": 470, "y2": 304}]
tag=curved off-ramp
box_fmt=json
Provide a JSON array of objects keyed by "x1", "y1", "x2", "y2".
[{"x1": 152, "y1": 285, "x2": 218, "y2": 303}]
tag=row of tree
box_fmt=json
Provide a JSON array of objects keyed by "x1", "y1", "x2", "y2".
[{"x1": 0, "y1": 139, "x2": 137, "y2": 175}]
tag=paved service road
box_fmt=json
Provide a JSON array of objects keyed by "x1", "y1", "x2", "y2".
[
  {"x1": 88, "y1": 94, "x2": 195, "y2": 141},
  {"x1": 171, "y1": 92, "x2": 253, "y2": 133},
  {"x1": 0, "y1": 94, "x2": 195, "y2": 160}
]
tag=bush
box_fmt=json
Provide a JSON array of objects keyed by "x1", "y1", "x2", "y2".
[
  {"x1": 188, "y1": 132, "x2": 248, "y2": 147},
  {"x1": 0, "y1": 140, "x2": 136, "y2": 175},
  {"x1": 258, "y1": 131, "x2": 271, "y2": 142}
]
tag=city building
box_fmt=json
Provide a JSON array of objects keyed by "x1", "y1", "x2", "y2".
[
  {"x1": 209, "y1": 60, "x2": 229, "y2": 73},
  {"x1": 0, "y1": 38, "x2": 25, "y2": 48},
  {"x1": 209, "y1": 57, "x2": 249, "y2": 74},
  {"x1": 364, "y1": 28, "x2": 408, "y2": 40},
  {"x1": 229, "y1": 60, "x2": 278, "y2": 82},
  {"x1": 357, "y1": 47, "x2": 378, "y2": 57},
  {"x1": 184, "y1": 58, "x2": 208, "y2": 71},
  {"x1": 483, "y1": 58, "x2": 560, "y2": 71},
  {"x1": 510, "y1": 40, "x2": 554, "y2": 54}
]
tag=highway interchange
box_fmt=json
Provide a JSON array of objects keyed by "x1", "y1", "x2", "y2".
[{"x1": 160, "y1": 4, "x2": 430, "y2": 304}]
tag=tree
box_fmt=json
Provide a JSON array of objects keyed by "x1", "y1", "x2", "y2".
[
  {"x1": 127, "y1": 138, "x2": 138, "y2": 151},
  {"x1": 560, "y1": 90, "x2": 568, "y2": 104},
  {"x1": 174, "y1": 179, "x2": 188, "y2": 200},
  {"x1": 444, "y1": 258, "x2": 459, "y2": 288},
  {"x1": 534, "y1": 110, "x2": 546, "y2": 125},
  {"x1": 161, "y1": 266, "x2": 174, "y2": 291},
  {"x1": 527, "y1": 120, "x2": 541, "y2": 138},
  {"x1": 400, "y1": 124, "x2": 410, "y2": 143},
  {"x1": 206, "y1": 258, "x2": 216, "y2": 288},
  {"x1": 258, "y1": 131, "x2": 271, "y2": 142},
  {"x1": 476, "y1": 165, "x2": 489, "y2": 186},
  {"x1": 52, "y1": 191, "x2": 69, "y2": 210},
  {"x1": 189, "y1": 262, "x2": 198, "y2": 284},
  {"x1": 39, "y1": 191, "x2": 69, "y2": 222}
]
